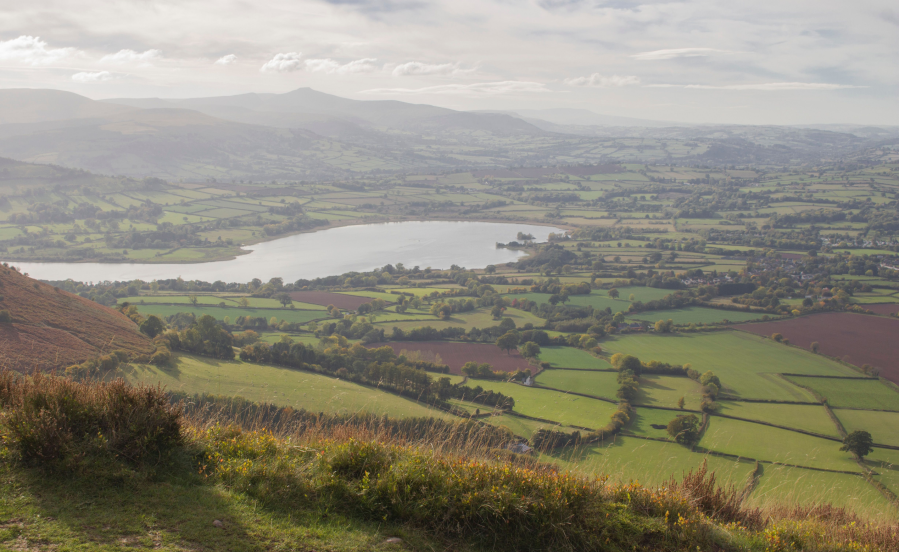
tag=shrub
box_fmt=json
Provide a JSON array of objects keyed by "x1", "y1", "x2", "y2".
[
  {"x1": 0, "y1": 370, "x2": 183, "y2": 467},
  {"x1": 0, "y1": 309, "x2": 10, "y2": 323}
]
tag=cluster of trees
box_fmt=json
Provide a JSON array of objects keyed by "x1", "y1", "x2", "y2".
[
  {"x1": 261, "y1": 214, "x2": 328, "y2": 237},
  {"x1": 158, "y1": 314, "x2": 235, "y2": 360},
  {"x1": 461, "y1": 361, "x2": 530, "y2": 382}
]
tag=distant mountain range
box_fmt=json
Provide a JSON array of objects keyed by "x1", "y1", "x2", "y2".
[{"x1": 0, "y1": 87, "x2": 895, "y2": 179}]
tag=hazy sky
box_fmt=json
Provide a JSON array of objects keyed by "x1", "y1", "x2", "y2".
[{"x1": 0, "y1": 0, "x2": 896, "y2": 125}]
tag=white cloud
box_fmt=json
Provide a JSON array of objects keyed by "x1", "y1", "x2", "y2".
[
  {"x1": 362, "y1": 80, "x2": 549, "y2": 96},
  {"x1": 71, "y1": 70, "x2": 117, "y2": 83},
  {"x1": 564, "y1": 73, "x2": 640, "y2": 87},
  {"x1": 214, "y1": 54, "x2": 237, "y2": 65},
  {"x1": 304, "y1": 58, "x2": 378, "y2": 74},
  {"x1": 648, "y1": 82, "x2": 865, "y2": 90},
  {"x1": 100, "y1": 49, "x2": 162, "y2": 64},
  {"x1": 633, "y1": 48, "x2": 734, "y2": 61},
  {"x1": 391, "y1": 61, "x2": 469, "y2": 77},
  {"x1": 260, "y1": 52, "x2": 303, "y2": 72},
  {"x1": 0, "y1": 35, "x2": 79, "y2": 65}
]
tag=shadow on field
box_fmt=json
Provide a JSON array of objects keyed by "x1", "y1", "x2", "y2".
[{"x1": 13, "y1": 458, "x2": 256, "y2": 549}]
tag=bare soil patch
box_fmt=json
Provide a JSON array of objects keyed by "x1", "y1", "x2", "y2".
[
  {"x1": 735, "y1": 313, "x2": 899, "y2": 385},
  {"x1": 368, "y1": 341, "x2": 534, "y2": 375}
]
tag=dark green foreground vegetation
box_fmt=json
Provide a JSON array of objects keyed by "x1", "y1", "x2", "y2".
[{"x1": 1, "y1": 371, "x2": 898, "y2": 552}]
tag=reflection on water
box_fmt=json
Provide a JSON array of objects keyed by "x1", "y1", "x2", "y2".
[{"x1": 9, "y1": 221, "x2": 563, "y2": 283}]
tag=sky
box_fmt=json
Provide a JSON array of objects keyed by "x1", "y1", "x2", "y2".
[{"x1": 0, "y1": 0, "x2": 896, "y2": 125}]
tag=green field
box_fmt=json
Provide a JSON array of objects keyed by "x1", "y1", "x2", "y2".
[
  {"x1": 468, "y1": 381, "x2": 619, "y2": 429},
  {"x1": 715, "y1": 401, "x2": 841, "y2": 438},
  {"x1": 835, "y1": 409, "x2": 899, "y2": 446},
  {"x1": 748, "y1": 464, "x2": 896, "y2": 519},
  {"x1": 628, "y1": 306, "x2": 774, "y2": 325},
  {"x1": 534, "y1": 369, "x2": 620, "y2": 398},
  {"x1": 482, "y1": 413, "x2": 560, "y2": 439},
  {"x1": 603, "y1": 332, "x2": 854, "y2": 401},
  {"x1": 134, "y1": 304, "x2": 326, "y2": 325},
  {"x1": 635, "y1": 375, "x2": 704, "y2": 410},
  {"x1": 699, "y1": 417, "x2": 859, "y2": 472},
  {"x1": 537, "y1": 346, "x2": 611, "y2": 369},
  {"x1": 784, "y1": 377, "x2": 899, "y2": 410},
  {"x1": 546, "y1": 435, "x2": 758, "y2": 489},
  {"x1": 866, "y1": 448, "x2": 899, "y2": 498},
  {"x1": 123, "y1": 295, "x2": 327, "y2": 310},
  {"x1": 627, "y1": 407, "x2": 684, "y2": 439},
  {"x1": 124, "y1": 354, "x2": 452, "y2": 419},
  {"x1": 377, "y1": 307, "x2": 544, "y2": 332}
]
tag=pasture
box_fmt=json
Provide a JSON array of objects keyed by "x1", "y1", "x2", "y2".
[
  {"x1": 124, "y1": 354, "x2": 452, "y2": 419},
  {"x1": 699, "y1": 417, "x2": 859, "y2": 472},
  {"x1": 602, "y1": 332, "x2": 853, "y2": 401},
  {"x1": 134, "y1": 304, "x2": 326, "y2": 325},
  {"x1": 534, "y1": 369, "x2": 620, "y2": 398},
  {"x1": 537, "y1": 346, "x2": 611, "y2": 369},
  {"x1": 784, "y1": 377, "x2": 899, "y2": 410},
  {"x1": 628, "y1": 306, "x2": 774, "y2": 325},
  {"x1": 834, "y1": 409, "x2": 899, "y2": 447}
]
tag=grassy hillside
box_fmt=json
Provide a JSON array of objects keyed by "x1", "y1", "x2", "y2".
[
  {"x1": 3, "y1": 371, "x2": 898, "y2": 552},
  {"x1": 0, "y1": 267, "x2": 153, "y2": 370}
]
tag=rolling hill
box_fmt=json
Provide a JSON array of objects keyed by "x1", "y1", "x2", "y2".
[{"x1": 0, "y1": 266, "x2": 153, "y2": 370}]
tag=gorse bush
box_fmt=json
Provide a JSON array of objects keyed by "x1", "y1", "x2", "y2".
[{"x1": 0, "y1": 370, "x2": 182, "y2": 467}]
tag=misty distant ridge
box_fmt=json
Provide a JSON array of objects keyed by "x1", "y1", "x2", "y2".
[{"x1": 0, "y1": 87, "x2": 894, "y2": 180}]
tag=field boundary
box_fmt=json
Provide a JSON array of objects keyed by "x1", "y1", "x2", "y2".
[{"x1": 709, "y1": 412, "x2": 843, "y2": 443}]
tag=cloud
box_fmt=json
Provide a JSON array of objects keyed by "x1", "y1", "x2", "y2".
[
  {"x1": 648, "y1": 82, "x2": 865, "y2": 90},
  {"x1": 362, "y1": 80, "x2": 549, "y2": 96},
  {"x1": 71, "y1": 70, "x2": 117, "y2": 83},
  {"x1": 882, "y1": 9, "x2": 899, "y2": 26},
  {"x1": 633, "y1": 48, "x2": 734, "y2": 61},
  {"x1": 214, "y1": 54, "x2": 237, "y2": 65},
  {"x1": 304, "y1": 58, "x2": 378, "y2": 74},
  {"x1": 564, "y1": 73, "x2": 640, "y2": 87},
  {"x1": 0, "y1": 35, "x2": 79, "y2": 65},
  {"x1": 100, "y1": 49, "x2": 162, "y2": 64},
  {"x1": 261, "y1": 52, "x2": 303, "y2": 72},
  {"x1": 390, "y1": 61, "x2": 476, "y2": 77}
]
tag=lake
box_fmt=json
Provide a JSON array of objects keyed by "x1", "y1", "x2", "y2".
[{"x1": 9, "y1": 221, "x2": 564, "y2": 283}]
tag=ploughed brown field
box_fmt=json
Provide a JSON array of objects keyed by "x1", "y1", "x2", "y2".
[
  {"x1": 288, "y1": 291, "x2": 387, "y2": 311},
  {"x1": 0, "y1": 267, "x2": 153, "y2": 371},
  {"x1": 367, "y1": 341, "x2": 534, "y2": 375},
  {"x1": 735, "y1": 312, "x2": 899, "y2": 384},
  {"x1": 861, "y1": 303, "x2": 899, "y2": 316}
]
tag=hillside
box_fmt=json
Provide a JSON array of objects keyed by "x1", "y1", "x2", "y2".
[{"x1": 0, "y1": 267, "x2": 153, "y2": 370}]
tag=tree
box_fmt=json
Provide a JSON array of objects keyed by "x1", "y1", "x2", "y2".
[
  {"x1": 677, "y1": 396, "x2": 685, "y2": 410},
  {"x1": 520, "y1": 341, "x2": 540, "y2": 358},
  {"x1": 654, "y1": 319, "x2": 673, "y2": 333},
  {"x1": 275, "y1": 292, "x2": 293, "y2": 307},
  {"x1": 810, "y1": 341, "x2": 820, "y2": 353},
  {"x1": 608, "y1": 288, "x2": 620, "y2": 299},
  {"x1": 667, "y1": 414, "x2": 700, "y2": 446},
  {"x1": 485, "y1": 264, "x2": 497, "y2": 274},
  {"x1": 188, "y1": 294, "x2": 199, "y2": 306},
  {"x1": 491, "y1": 304, "x2": 506, "y2": 319},
  {"x1": 238, "y1": 297, "x2": 250, "y2": 308},
  {"x1": 771, "y1": 333, "x2": 783, "y2": 342},
  {"x1": 496, "y1": 331, "x2": 520, "y2": 355},
  {"x1": 611, "y1": 353, "x2": 642, "y2": 375},
  {"x1": 0, "y1": 310, "x2": 10, "y2": 323},
  {"x1": 840, "y1": 430, "x2": 874, "y2": 458},
  {"x1": 139, "y1": 314, "x2": 165, "y2": 338},
  {"x1": 699, "y1": 371, "x2": 721, "y2": 388}
]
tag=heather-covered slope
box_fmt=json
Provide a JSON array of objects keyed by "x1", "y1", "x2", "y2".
[{"x1": 0, "y1": 267, "x2": 153, "y2": 370}]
